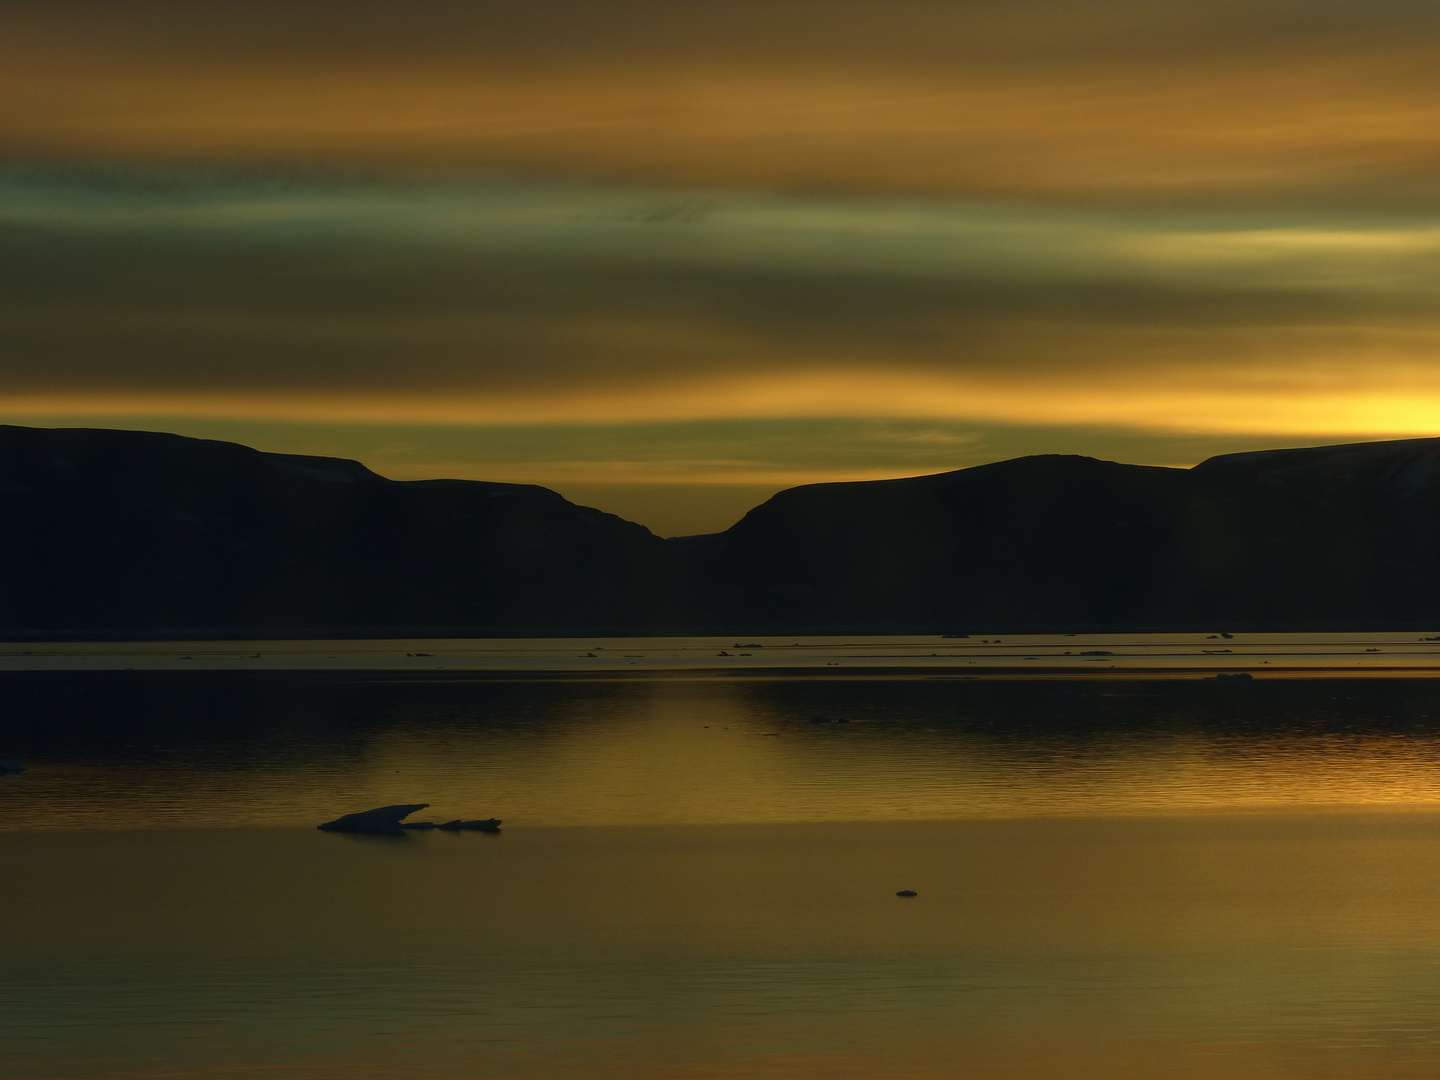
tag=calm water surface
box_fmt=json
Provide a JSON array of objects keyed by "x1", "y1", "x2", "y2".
[{"x1": 5, "y1": 673, "x2": 1440, "y2": 1078}]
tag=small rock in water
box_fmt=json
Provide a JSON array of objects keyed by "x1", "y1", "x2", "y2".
[
  {"x1": 1212, "y1": 671, "x2": 1254, "y2": 681},
  {"x1": 437, "y1": 818, "x2": 503, "y2": 832},
  {"x1": 896, "y1": 890, "x2": 918, "y2": 898},
  {"x1": 317, "y1": 803, "x2": 429, "y2": 833}
]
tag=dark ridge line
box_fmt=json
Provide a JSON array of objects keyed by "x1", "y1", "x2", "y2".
[{"x1": 4, "y1": 424, "x2": 1440, "y2": 637}]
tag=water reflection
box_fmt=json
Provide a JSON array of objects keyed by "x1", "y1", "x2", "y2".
[
  {"x1": 6, "y1": 818, "x2": 1440, "y2": 1078},
  {"x1": 5, "y1": 674, "x2": 1440, "y2": 828},
  {"x1": 8, "y1": 675, "x2": 1440, "y2": 1078}
]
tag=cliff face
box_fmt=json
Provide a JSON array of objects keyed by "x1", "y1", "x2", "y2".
[
  {"x1": 0, "y1": 426, "x2": 662, "y2": 634},
  {"x1": 2, "y1": 425, "x2": 1440, "y2": 635}
]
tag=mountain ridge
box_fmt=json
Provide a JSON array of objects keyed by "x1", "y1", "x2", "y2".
[{"x1": 3, "y1": 424, "x2": 1440, "y2": 635}]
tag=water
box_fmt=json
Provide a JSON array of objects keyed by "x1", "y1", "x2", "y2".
[
  {"x1": 8, "y1": 674, "x2": 1440, "y2": 827},
  {"x1": 6, "y1": 673, "x2": 1440, "y2": 1077},
  {"x1": 8, "y1": 632, "x2": 1440, "y2": 676}
]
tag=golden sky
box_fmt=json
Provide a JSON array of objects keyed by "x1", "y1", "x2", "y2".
[{"x1": 3, "y1": 0, "x2": 1439, "y2": 532}]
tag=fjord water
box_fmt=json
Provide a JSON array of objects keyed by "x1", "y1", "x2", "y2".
[{"x1": 6, "y1": 674, "x2": 1440, "y2": 1078}]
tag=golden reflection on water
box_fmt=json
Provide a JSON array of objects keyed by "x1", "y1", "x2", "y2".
[
  {"x1": 5, "y1": 817, "x2": 1440, "y2": 1078},
  {"x1": 6, "y1": 676, "x2": 1440, "y2": 829},
  {"x1": 8, "y1": 677, "x2": 1440, "y2": 1077}
]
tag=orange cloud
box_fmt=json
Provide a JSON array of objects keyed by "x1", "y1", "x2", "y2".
[
  {"x1": 3, "y1": 359, "x2": 1439, "y2": 440},
  {"x1": 4, "y1": 1, "x2": 1440, "y2": 204}
]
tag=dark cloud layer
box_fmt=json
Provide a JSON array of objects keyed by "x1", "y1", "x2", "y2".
[
  {"x1": 2, "y1": 171, "x2": 1439, "y2": 445},
  {"x1": 5, "y1": 227, "x2": 1421, "y2": 396}
]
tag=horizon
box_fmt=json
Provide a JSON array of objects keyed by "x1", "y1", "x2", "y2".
[{"x1": 11, "y1": 419, "x2": 1437, "y2": 537}]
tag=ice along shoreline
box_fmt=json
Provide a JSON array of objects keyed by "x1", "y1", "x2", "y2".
[{"x1": 3, "y1": 632, "x2": 1440, "y2": 676}]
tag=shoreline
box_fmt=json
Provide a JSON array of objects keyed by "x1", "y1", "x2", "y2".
[{"x1": 4, "y1": 632, "x2": 1440, "y2": 675}]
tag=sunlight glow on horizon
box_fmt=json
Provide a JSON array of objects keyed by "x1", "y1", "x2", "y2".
[{"x1": 2, "y1": 368, "x2": 1439, "y2": 442}]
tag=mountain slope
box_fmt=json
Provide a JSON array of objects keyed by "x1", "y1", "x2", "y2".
[
  {"x1": 0, "y1": 426, "x2": 662, "y2": 633},
  {"x1": 671, "y1": 439, "x2": 1440, "y2": 629}
]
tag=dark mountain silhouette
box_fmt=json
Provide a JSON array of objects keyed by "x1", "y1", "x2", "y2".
[
  {"x1": 0, "y1": 426, "x2": 661, "y2": 635},
  {"x1": 3, "y1": 424, "x2": 1440, "y2": 635},
  {"x1": 674, "y1": 439, "x2": 1440, "y2": 629}
]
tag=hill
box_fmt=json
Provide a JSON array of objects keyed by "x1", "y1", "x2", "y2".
[
  {"x1": 673, "y1": 439, "x2": 1440, "y2": 629},
  {"x1": 3, "y1": 425, "x2": 1440, "y2": 634},
  {"x1": 0, "y1": 426, "x2": 661, "y2": 635}
]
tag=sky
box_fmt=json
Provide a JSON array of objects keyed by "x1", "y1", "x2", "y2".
[{"x1": 4, "y1": 0, "x2": 1440, "y2": 535}]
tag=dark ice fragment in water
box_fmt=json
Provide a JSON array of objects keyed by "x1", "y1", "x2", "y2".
[
  {"x1": 317, "y1": 803, "x2": 429, "y2": 833},
  {"x1": 0, "y1": 760, "x2": 25, "y2": 775},
  {"x1": 896, "y1": 890, "x2": 918, "y2": 897},
  {"x1": 437, "y1": 818, "x2": 503, "y2": 832}
]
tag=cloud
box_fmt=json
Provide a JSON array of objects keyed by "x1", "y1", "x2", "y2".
[
  {"x1": 4, "y1": 1, "x2": 1440, "y2": 205},
  {"x1": 6, "y1": 0, "x2": 1439, "y2": 531},
  {"x1": 2, "y1": 169, "x2": 1440, "y2": 439}
]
